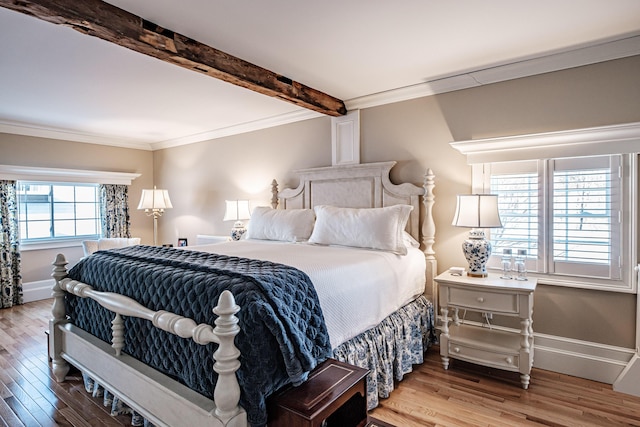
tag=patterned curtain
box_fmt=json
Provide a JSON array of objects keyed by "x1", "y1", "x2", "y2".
[
  {"x1": 0, "y1": 180, "x2": 23, "y2": 308},
  {"x1": 100, "y1": 184, "x2": 131, "y2": 238}
]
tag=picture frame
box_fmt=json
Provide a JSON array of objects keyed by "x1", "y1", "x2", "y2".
[{"x1": 178, "y1": 238, "x2": 188, "y2": 247}]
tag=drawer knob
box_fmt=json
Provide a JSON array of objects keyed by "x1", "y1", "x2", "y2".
[
  {"x1": 453, "y1": 347, "x2": 460, "y2": 353},
  {"x1": 505, "y1": 357, "x2": 513, "y2": 364},
  {"x1": 477, "y1": 297, "x2": 485, "y2": 303}
]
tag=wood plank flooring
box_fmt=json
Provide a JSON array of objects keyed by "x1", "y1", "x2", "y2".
[
  {"x1": 2, "y1": 299, "x2": 640, "y2": 426},
  {"x1": 370, "y1": 344, "x2": 640, "y2": 426}
]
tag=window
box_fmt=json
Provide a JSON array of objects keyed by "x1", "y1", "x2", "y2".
[
  {"x1": 18, "y1": 182, "x2": 101, "y2": 242},
  {"x1": 480, "y1": 154, "x2": 632, "y2": 292}
]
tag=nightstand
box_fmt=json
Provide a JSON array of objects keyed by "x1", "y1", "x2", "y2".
[{"x1": 435, "y1": 272, "x2": 537, "y2": 389}]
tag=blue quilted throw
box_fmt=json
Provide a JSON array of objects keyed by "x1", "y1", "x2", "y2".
[{"x1": 66, "y1": 245, "x2": 332, "y2": 427}]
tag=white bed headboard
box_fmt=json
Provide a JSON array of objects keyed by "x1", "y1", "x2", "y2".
[{"x1": 272, "y1": 161, "x2": 437, "y2": 306}]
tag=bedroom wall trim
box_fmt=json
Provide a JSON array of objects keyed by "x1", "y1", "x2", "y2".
[
  {"x1": 346, "y1": 33, "x2": 640, "y2": 112},
  {"x1": 0, "y1": 121, "x2": 155, "y2": 151},
  {"x1": 459, "y1": 320, "x2": 634, "y2": 384},
  {"x1": 613, "y1": 264, "x2": 640, "y2": 396},
  {"x1": 22, "y1": 279, "x2": 53, "y2": 303},
  {"x1": 0, "y1": 164, "x2": 141, "y2": 185},
  {"x1": 534, "y1": 333, "x2": 634, "y2": 385},
  {"x1": 450, "y1": 121, "x2": 640, "y2": 164},
  {"x1": 331, "y1": 110, "x2": 360, "y2": 166}
]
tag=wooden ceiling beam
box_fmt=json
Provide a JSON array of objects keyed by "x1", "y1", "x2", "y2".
[{"x1": 0, "y1": 0, "x2": 347, "y2": 116}]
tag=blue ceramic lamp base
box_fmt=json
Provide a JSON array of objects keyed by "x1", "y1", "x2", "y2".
[{"x1": 462, "y1": 229, "x2": 492, "y2": 277}]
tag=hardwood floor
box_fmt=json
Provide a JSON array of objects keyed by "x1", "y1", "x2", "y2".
[
  {"x1": 0, "y1": 299, "x2": 131, "y2": 427},
  {"x1": 370, "y1": 348, "x2": 640, "y2": 426},
  {"x1": 2, "y1": 299, "x2": 640, "y2": 427}
]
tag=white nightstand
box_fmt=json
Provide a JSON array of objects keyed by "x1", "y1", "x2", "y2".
[{"x1": 435, "y1": 272, "x2": 537, "y2": 389}]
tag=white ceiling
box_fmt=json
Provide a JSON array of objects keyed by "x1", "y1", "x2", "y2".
[{"x1": 1, "y1": 0, "x2": 640, "y2": 151}]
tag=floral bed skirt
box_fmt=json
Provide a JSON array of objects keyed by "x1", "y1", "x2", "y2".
[
  {"x1": 333, "y1": 295, "x2": 436, "y2": 409},
  {"x1": 82, "y1": 375, "x2": 154, "y2": 426}
]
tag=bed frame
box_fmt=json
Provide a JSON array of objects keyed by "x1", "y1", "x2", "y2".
[{"x1": 49, "y1": 161, "x2": 436, "y2": 427}]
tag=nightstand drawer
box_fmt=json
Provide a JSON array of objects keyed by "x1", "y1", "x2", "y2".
[
  {"x1": 448, "y1": 287, "x2": 518, "y2": 313},
  {"x1": 447, "y1": 341, "x2": 520, "y2": 371}
]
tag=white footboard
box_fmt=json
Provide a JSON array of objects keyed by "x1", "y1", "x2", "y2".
[{"x1": 50, "y1": 254, "x2": 247, "y2": 427}]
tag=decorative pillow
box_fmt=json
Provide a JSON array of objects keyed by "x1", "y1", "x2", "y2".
[
  {"x1": 246, "y1": 207, "x2": 316, "y2": 242},
  {"x1": 308, "y1": 205, "x2": 414, "y2": 255}
]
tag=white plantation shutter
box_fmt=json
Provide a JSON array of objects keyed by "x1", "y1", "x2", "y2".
[
  {"x1": 482, "y1": 154, "x2": 627, "y2": 289},
  {"x1": 485, "y1": 161, "x2": 541, "y2": 273},
  {"x1": 490, "y1": 171, "x2": 539, "y2": 260},
  {"x1": 550, "y1": 156, "x2": 621, "y2": 279}
]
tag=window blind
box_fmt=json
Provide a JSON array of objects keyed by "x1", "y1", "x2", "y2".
[
  {"x1": 552, "y1": 168, "x2": 612, "y2": 265},
  {"x1": 490, "y1": 172, "x2": 539, "y2": 259}
]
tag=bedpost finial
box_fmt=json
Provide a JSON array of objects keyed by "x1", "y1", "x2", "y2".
[
  {"x1": 53, "y1": 253, "x2": 68, "y2": 268},
  {"x1": 219, "y1": 289, "x2": 235, "y2": 308}
]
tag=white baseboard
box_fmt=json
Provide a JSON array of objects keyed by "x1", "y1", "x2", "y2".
[
  {"x1": 534, "y1": 332, "x2": 635, "y2": 384},
  {"x1": 614, "y1": 354, "x2": 640, "y2": 396},
  {"x1": 23, "y1": 279, "x2": 53, "y2": 303},
  {"x1": 447, "y1": 320, "x2": 636, "y2": 385}
]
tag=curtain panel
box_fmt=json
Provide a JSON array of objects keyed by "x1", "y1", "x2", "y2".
[
  {"x1": 0, "y1": 180, "x2": 23, "y2": 308},
  {"x1": 100, "y1": 184, "x2": 131, "y2": 239}
]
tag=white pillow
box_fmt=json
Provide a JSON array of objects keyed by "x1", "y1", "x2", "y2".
[
  {"x1": 308, "y1": 205, "x2": 413, "y2": 255},
  {"x1": 246, "y1": 207, "x2": 315, "y2": 242}
]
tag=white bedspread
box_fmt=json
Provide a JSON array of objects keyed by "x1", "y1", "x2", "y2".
[{"x1": 186, "y1": 240, "x2": 426, "y2": 348}]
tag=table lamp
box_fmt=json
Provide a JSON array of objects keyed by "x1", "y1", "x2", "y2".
[{"x1": 452, "y1": 194, "x2": 502, "y2": 277}]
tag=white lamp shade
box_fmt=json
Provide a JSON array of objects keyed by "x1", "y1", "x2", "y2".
[
  {"x1": 223, "y1": 200, "x2": 251, "y2": 221},
  {"x1": 137, "y1": 188, "x2": 173, "y2": 210},
  {"x1": 452, "y1": 194, "x2": 502, "y2": 228}
]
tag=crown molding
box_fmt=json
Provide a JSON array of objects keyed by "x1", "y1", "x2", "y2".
[
  {"x1": 470, "y1": 33, "x2": 640, "y2": 85},
  {"x1": 450, "y1": 121, "x2": 640, "y2": 164},
  {"x1": 0, "y1": 120, "x2": 153, "y2": 150},
  {"x1": 150, "y1": 109, "x2": 323, "y2": 150},
  {"x1": 0, "y1": 164, "x2": 141, "y2": 185},
  {"x1": 347, "y1": 32, "x2": 640, "y2": 111}
]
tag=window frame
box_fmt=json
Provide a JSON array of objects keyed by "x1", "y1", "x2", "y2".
[
  {"x1": 474, "y1": 153, "x2": 635, "y2": 293},
  {"x1": 18, "y1": 181, "x2": 102, "y2": 245}
]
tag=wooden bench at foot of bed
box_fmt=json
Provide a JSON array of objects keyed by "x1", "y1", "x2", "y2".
[{"x1": 268, "y1": 358, "x2": 369, "y2": 427}]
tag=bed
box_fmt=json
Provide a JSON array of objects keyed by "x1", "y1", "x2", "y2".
[{"x1": 49, "y1": 161, "x2": 438, "y2": 427}]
